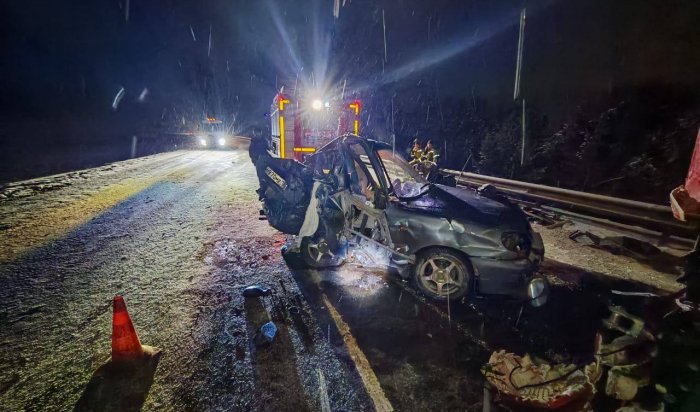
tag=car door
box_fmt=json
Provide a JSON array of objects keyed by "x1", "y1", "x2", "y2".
[
  {"x1": 341, "y1": 141, "x2": 394, "y2": 248},
  {"x1": 373, "y1": 147, "x2": 441, "y2": 257}
]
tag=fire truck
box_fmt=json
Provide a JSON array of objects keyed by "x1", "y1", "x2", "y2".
[{"x1": 268, "y1": 91, "x2": 362, "y2": 161}]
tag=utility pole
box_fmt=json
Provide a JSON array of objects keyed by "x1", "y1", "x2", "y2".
[{"x1": 514, "y1": 8, "x2": 526, "y2": 166}]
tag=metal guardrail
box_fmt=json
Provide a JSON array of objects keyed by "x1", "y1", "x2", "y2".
[{"x1": 441, "y1": 169, "x2": 699, "y2": 245}]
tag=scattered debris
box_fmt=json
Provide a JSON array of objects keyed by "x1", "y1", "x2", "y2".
[
  {"x1": 257, "y1": 321, "x2": 277, "y2": 345},
  {"x1": 598, "y1": 236, "x2": 666, "y2": 262},
  {"x1": 615, "y1": 402, "x2": 665, "y2": 412},
  {"x1": 606, "y1": 364, "x2": 648, "y2": 401},
  {"x1": 546, "y1": 219, "x2": 572, "y2": 230},
  {"x1": 242, "y1": 285, "x2": 272, "y2": 298},
  {"x1": 610, "y1": 290, "x2": 659, "y2": 298},
  {"x1": 596, "y1": 303, "x2": 659, "y2": 405},
  {"x1": 569, "y1": 230, "x2": 599, "y2": 246},
  {"x1": 482, "y1": 350, "x2": 601, "y2": 409},
  {"x1": 603, "y1": 306, "x2": 655, "y2": 341},
  {"x1": 566, "y1": 229, "x2": 685, "y2": 277}
]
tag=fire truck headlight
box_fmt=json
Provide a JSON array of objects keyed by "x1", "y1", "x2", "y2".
[
  {"x1": 218, "y1": 137, "x2": 226, "y2": 146},
  {"x1": 199, "y1": 137, "x2": 207, "y2": 147},
  {"x1": 311, "y1": 99, "x2": 323, "y2": 111}
]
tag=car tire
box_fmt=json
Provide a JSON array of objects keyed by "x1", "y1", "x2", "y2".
[
  {"x1": 299, "y1": 236, "x2": 341, "y2": 269},
  {"x1": 413, "y1": 247, "x2": 471, "y2": 301}
]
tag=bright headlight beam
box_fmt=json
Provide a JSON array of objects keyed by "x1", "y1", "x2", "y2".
[
  {"x1": 311, "y1": 99, "x2": 323, "y2": 111},
  {"x1": 218, "y1": 137, "x2": 226, "y2": 146},
  {"x1": 199, "y1": 138, "x2": 207, "y2": 147}
]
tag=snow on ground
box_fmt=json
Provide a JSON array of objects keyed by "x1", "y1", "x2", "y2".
[
  {"x1": 534, "y1": 222, "x2": 684, "y2": 293},
  {"x1": 0, "y1": 149, "x2": 372, "y2": 411}
]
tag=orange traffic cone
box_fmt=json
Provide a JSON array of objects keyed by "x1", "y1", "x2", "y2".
[
  {"x1": 111, "y1": 295, "x2": 144, "y2": 362},
  {"x1": 75, "y1": 296, "x2": 162, "y2": 410}
]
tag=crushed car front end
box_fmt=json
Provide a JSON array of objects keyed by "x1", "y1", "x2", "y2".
[{"x1": 379, "y1": 150, "x2": 549, "y2": 305}]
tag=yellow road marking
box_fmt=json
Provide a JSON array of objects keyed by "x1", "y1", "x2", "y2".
[{"x1": 322, "y1": 294, "x2": 394, "y2": 412}]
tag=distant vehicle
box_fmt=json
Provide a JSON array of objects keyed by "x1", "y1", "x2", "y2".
[
  {"x1": 268, "y1": 90, "x2": 362, "y2": 161},
  {"x1": 196, "y1": 117, "x2": 234, "y2": 149},
  {"x1": 252, "y1": 134, "x2": 548, "y2": 305}
]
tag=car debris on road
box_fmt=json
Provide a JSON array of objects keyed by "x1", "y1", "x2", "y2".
[{"x1": 481, "y1": 350, "x2": 602, "y2": 410}]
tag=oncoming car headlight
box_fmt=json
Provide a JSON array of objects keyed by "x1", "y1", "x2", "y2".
[
  {"x1": 199, "y1": 137, "x2": 207, "y2": 147},
  {"x1": 218, "y1": 137, "x2": 226, "y2": 146}
]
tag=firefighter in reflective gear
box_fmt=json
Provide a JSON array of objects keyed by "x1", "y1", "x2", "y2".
[
  {"x1": 409, "y1": 139, "x2": 423, "y2": 165},
  {"x1": 423, "y1": 140, "x2": 439, "y2": 164}
]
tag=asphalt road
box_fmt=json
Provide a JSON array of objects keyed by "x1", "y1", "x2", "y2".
[
  {"x1": 0, "y1": 149, "x2": 368, "y2": 411},
  {"x1": 0, "y1": 147, "x2": 651, "y2": 411}
]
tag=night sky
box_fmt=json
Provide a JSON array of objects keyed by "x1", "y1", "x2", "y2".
[{"x1": 2, "y1": 0, "x2": 700, "y2": 181}]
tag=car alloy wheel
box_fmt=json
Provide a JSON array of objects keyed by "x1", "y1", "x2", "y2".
[
  {"x1": 414, "y1": 248, "x2": 470, "y2": 301},
  {"x1": 306, "y1": 238, "x2": 334, "y2": 263},
  {"x1": 300, "y1": 236, "x2": 342, "y2": 268}
]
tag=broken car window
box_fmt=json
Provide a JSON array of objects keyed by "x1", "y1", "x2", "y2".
[
  {"x1": 347, "y1": 143, "x2": 380, "y2": 201},
  {"x1": 377, "y1": 149, "x2": 427, "y2": 198}
]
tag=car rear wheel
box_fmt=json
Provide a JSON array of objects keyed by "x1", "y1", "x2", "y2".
[{"x1": 414, "y1": 248, "x2": 471, "y2": 301}]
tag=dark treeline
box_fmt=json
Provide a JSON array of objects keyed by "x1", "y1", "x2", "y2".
[{"x1": 334, "y1": 0, "x2": 700, "y2": 204}]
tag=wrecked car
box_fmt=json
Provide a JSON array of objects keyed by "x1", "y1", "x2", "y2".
[{"x1": 251, "y1": 134, "x2": 547, "y2": 304}]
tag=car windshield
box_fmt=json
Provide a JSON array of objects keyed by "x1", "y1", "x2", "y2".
[{"x1": 377, "y1": 149, "x2": 428, "y2": 198}]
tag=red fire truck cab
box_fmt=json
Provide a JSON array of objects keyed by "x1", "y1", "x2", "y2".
[{"x1": 269, "y1": 91, "x2": 361, "y2": 161}]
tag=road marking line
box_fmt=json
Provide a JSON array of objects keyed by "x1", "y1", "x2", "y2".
[
  {"x1": 317, "y1": 368, "x2": 331, "y2": 412},
  {"x1": 322, "y1": 294, "x2": 394, "y2": 412}
]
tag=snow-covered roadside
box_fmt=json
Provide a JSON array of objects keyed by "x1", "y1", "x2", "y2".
[{"x1": 535, "y1": 222, "x2": 684, "y2": 293}]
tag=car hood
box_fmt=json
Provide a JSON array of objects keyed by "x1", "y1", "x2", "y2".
[{"x1": 399, "y1": 184, "x2": 530, "y2": 231}]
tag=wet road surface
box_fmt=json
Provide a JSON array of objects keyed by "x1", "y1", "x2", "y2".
[{"x1": 0, "y1": 148, "x2": 674, "y2": 411}]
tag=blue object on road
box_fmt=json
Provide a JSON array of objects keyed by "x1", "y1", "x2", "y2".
[{"x1": 260, "y1": 321, "x2": 277, "y2": 343}]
